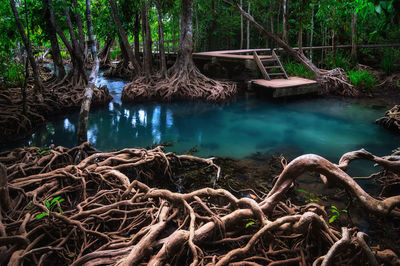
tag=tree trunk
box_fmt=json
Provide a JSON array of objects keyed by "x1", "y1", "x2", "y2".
[
  {"x1": 98, "y1": 37, "x2": 114, "y2": 69},
  {"x1": 134, "y1": 12, "x2": 141, "y2": 63},
  {"x1": 172, "y1": 0, "x2": 195, "y2": 72},
  {"x1": 310, "y1": 3, "x2": 314, "y2": 61},
  {"x1": 142, "y1": 2, "x2": 153, "y2": 76},
  {"x1": 77, "y1": 0, "x2": 99, "y2": 145},
  {"x1": 72, "y1": 0, "x2": 86, "y2": 55},
  {"x1": 351, "y1": 11, "x2": 357, "y2": 63},
  {"x1": 155, "y1": 0, "x2": 167, "y2": 76},
  {"x1": 246, "y1": 1, "x2": 250, "y2": 49},
  {"x1": 298, "y1": 17, "x2": 303, "y2": 54},
  {"x1": 0, "y1": 164, "x2": 11, "y2": 212},
  {"x1": 240, "y1": 0, "x2": 243, "y2": 49},
  {"x1": 194, "y1": 0, "x2": 199, "y2": 51},
  {"x1": 109, "y1": 0, "x2": 141, "y2": 76},
  {"x1": 44, "y1": 0, "x2": 65, "y2": 80},
  {"x1": 282, "y1": 0, "x2": 288, "y2": 43},
  {"x1": 9, "y1": 0, "x2": 43, "y2": 91}
]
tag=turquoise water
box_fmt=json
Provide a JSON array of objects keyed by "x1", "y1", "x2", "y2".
[{"x1": 8, "y1": 72, "x2": 400, "y2": 168}]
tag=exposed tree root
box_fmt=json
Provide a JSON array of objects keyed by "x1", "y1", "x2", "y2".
[
  {"x1": 0, "y1": 143, "x2": 399, "y2": 265},
  {"x1": 103, "y1": 61, "x2": 133, "y2": 80},
  {"x1": 317, "y1": 68, "x2": 359, "y2": 96},
  {"x1": 0, "y1": 67, "x2": 112, "y2": 144},
  {"x1": 376, "y1": 105, "x2": 400, "y2": 133},
  {"x1": 122, "y1": 68, "x2": 237, "y2": 102}
]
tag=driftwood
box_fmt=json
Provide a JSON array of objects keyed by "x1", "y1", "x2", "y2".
[
  {"x1": 376, "y1": 105, "x2": 400, "y2": 133},
  {"x1": 0, "y1": 143, "x2": 399, "y2": 265}
]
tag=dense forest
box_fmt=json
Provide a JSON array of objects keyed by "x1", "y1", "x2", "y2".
[{"x1": 0, "y1": 0, "x2": 400, "y2": 265}]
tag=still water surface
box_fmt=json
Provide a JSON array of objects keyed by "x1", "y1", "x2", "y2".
[{"x1": 14, "y1": 72, "x2": 400, "y2": 168}]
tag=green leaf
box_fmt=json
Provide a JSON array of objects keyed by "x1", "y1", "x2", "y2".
[
  {"x1": 375, "y1": 4, "x2": 382, "y2": 14},
  {"x1": 330, "y1": 209, "x2": 340, "y2": 215},
  {"x1": 245, "y1": 221, "x2": 255, "y2": 228},
  {"x1": 341, "y1": 209, "x2": 348, "y2": 213},
  {"x1": 296, "y1": 189, "x2": 308, "y2": 194},
  {"x1": 331, "y1": 205, "x2": 338, "y2": 211},
  {"x1": 329, "y1": 216, "x2": 337, "y2": 223},
  {"x1": 36, "y1": 213, "x2": 49, "y2": 220},
  {"x1": 45, "y1": 200, "x2": 50, "y2": 209},
  {"x1": 51, "y1": 196, "x2": 61, "y2": 205}
]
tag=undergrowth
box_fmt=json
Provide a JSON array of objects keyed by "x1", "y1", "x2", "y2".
[
  {"x1": 348, "y1": 70, "x2": 376, "y2": 90},
  {"x1": 284, "y1": 61, "x2": 314, "y2": 79}
]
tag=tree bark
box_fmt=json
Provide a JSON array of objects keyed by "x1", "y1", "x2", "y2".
[
  {"x1": 310, "y1": 2, "x2": 314, "y2": 61},
  {"x1": 109, "y1": 0, "x2": 141, "y2": 76},
  {"x1": 72, "y1": 0, "x2": 86, "y2": 55},
  {"x1": 155, "y1": 0, "x2": 167, "y2": 76},
  {"x1": 77, "y1": 0, "x2": 99, "y2": 145},
  {"x1": 240, "y1": 0, "x2": 243, "y2": 49},
  {"x1": 133, "y1": 12, "x2": 141, "y2": 63},
  {"x1": 98, "y1": 37, "x2": 114, "y2": 68},
  {"x1": 282, "y1": 0, "x2": 288, "y2": 43},
  {"x1": 171, "y1": 0, "x2": 195, "y2": 73},
  {"x1": 9, "y1": 0, "x2": 43, "y2": 91},
  {"x1": 43, "y1": 0, "x2": 65, "y2": 80},
  {"x1": 141, "y1": 2, "x2": 153, "y2": 76},
  {"x1": 0, "y1": 163, "x2": 11, "y2": 212},
  {"x1": 351, "y1": 11, "x2": 357, "y2": 63},
  {"x1": 194, "y1": 0, "x2": 199, "y2": 51},
  {"x1": 246, "y1": 1, "x2": 250, "y2": 49}
]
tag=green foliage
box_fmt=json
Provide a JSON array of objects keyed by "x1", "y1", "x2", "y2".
[
  {"x1": 328, "y1": 205, "x2": 347, "y2": 223},
  {"x1": 284, "y1": 62, "x2": 314, "y2": 79},
  {"x1": 244, "y1": 218, "x2": 258, "y2": 228},
  {"x1": 348, "y1": 70, "x2": 376, "y2": 90},
  {"x1": 296, "y1": 189, "x2": 320, "y2": 203},
  {"x1": 324, "y1": 51, "x2": 352, "y2": 71},
  {"x1": 37, "y1": 148, "x2": 50, "y2": 155},
  {"x1": 36, "y1": 196, "x2": 64, "y2": 220},
  {"x1": 380, "y1": 49, "x2": 400, "y2": 75}
]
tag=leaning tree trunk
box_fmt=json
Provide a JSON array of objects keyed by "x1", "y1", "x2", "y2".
[
  {"x1": 109, "y1": 0, "x2": 141, "y2": 77},
  {"x1": 9, "y1": 0, "x2": 43, "y2": 91},
  {"x1": 228, "y1": 1, "x2": 357, "y2": 96},
  {"x1": 282, "y1": 0, "x2": 288, "y2": 43},
  {"x1": 98, "y1": 37, "x2": 114, "y2": 69},
  {"x1": 77, "y1": 0, "x2": 99, "y2": 145},
  {"x1": 155, "y1": 0, "x2": 167, "y2": 77},
  {"x1": 121, "y1": 0, "x2": 236, "y2": 102}
]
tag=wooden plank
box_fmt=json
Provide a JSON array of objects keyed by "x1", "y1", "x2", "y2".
[
  {"x1": 251, "y1": 77, "x2": 317, "y2": 88},
  {"x1": 253, "y1": 51, "x2": 270, "y2": 80}
]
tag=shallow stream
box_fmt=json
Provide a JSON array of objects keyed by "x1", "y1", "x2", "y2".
[{"x1": 8, "y1": 72, "x2": 400, "y2": 176}]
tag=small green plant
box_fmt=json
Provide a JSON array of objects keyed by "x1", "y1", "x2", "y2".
[
  {"x1": 296, "y1": 189, "x2": 321, "y2": 203},
  {"x1": 36, "y1": 196, "x2": 64, "y2": 220},
  {"x1": 328, "y1": 205, "x2": 347, "y2": 223},
  {"x1": 380, "y1": 49, "x2": 397, "y2": 75},
  {"x1": 348, "y1": 70, "x2": 376, "y2": 90},
  {"x1": 284, "y1": 62, "x2": 314, "y2": 79},
  {"x1": 36, "y1": 148, "x2": 50, "y2": 155},
  {"x1": 244, "y1": 218, "x2": 258, "y2": 228}
]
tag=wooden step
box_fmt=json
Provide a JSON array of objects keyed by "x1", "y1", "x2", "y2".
[
  {"x1": 264, "y1": 65, "x2": 281, "y2": 69},
  {"x1": 261, "y1": 59, "x2": 277, "y2": 63},
  {"x1": 269, "y1": 73, "x2": 286, "y2": 76}
]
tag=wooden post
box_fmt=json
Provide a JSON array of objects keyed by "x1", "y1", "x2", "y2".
[
  {"x1": 0, "y1": 163, "x2": 11, "y2": 212},
  {"x1": 240, "y1": 0, "x2": 243, "y2": 49}
]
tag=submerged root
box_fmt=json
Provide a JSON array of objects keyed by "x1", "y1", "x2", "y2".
[
  {"x1": 103, "y1": 61, "x2": 133, "y2": 80},
  {"x1": 0, "y1": 144, "x2": 399, "y2": 265},
  {"x1": 122, "y1": 68, "x2": 237, "y2": 102},
  {"x1": 0, "y1": 67, "x2": 112, "y2": 144},
  {"x1": 376, "y1": 105, "x2": 400, "y2": 133}
]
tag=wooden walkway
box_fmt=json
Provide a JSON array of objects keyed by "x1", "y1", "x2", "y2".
[{"x1": 194, "y1": 49, "x2": 319, "y2": 97}]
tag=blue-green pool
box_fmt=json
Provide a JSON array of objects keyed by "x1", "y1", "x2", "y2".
[{"x1": 10, "y1": 73, "x2": 400, "y2": 169}]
